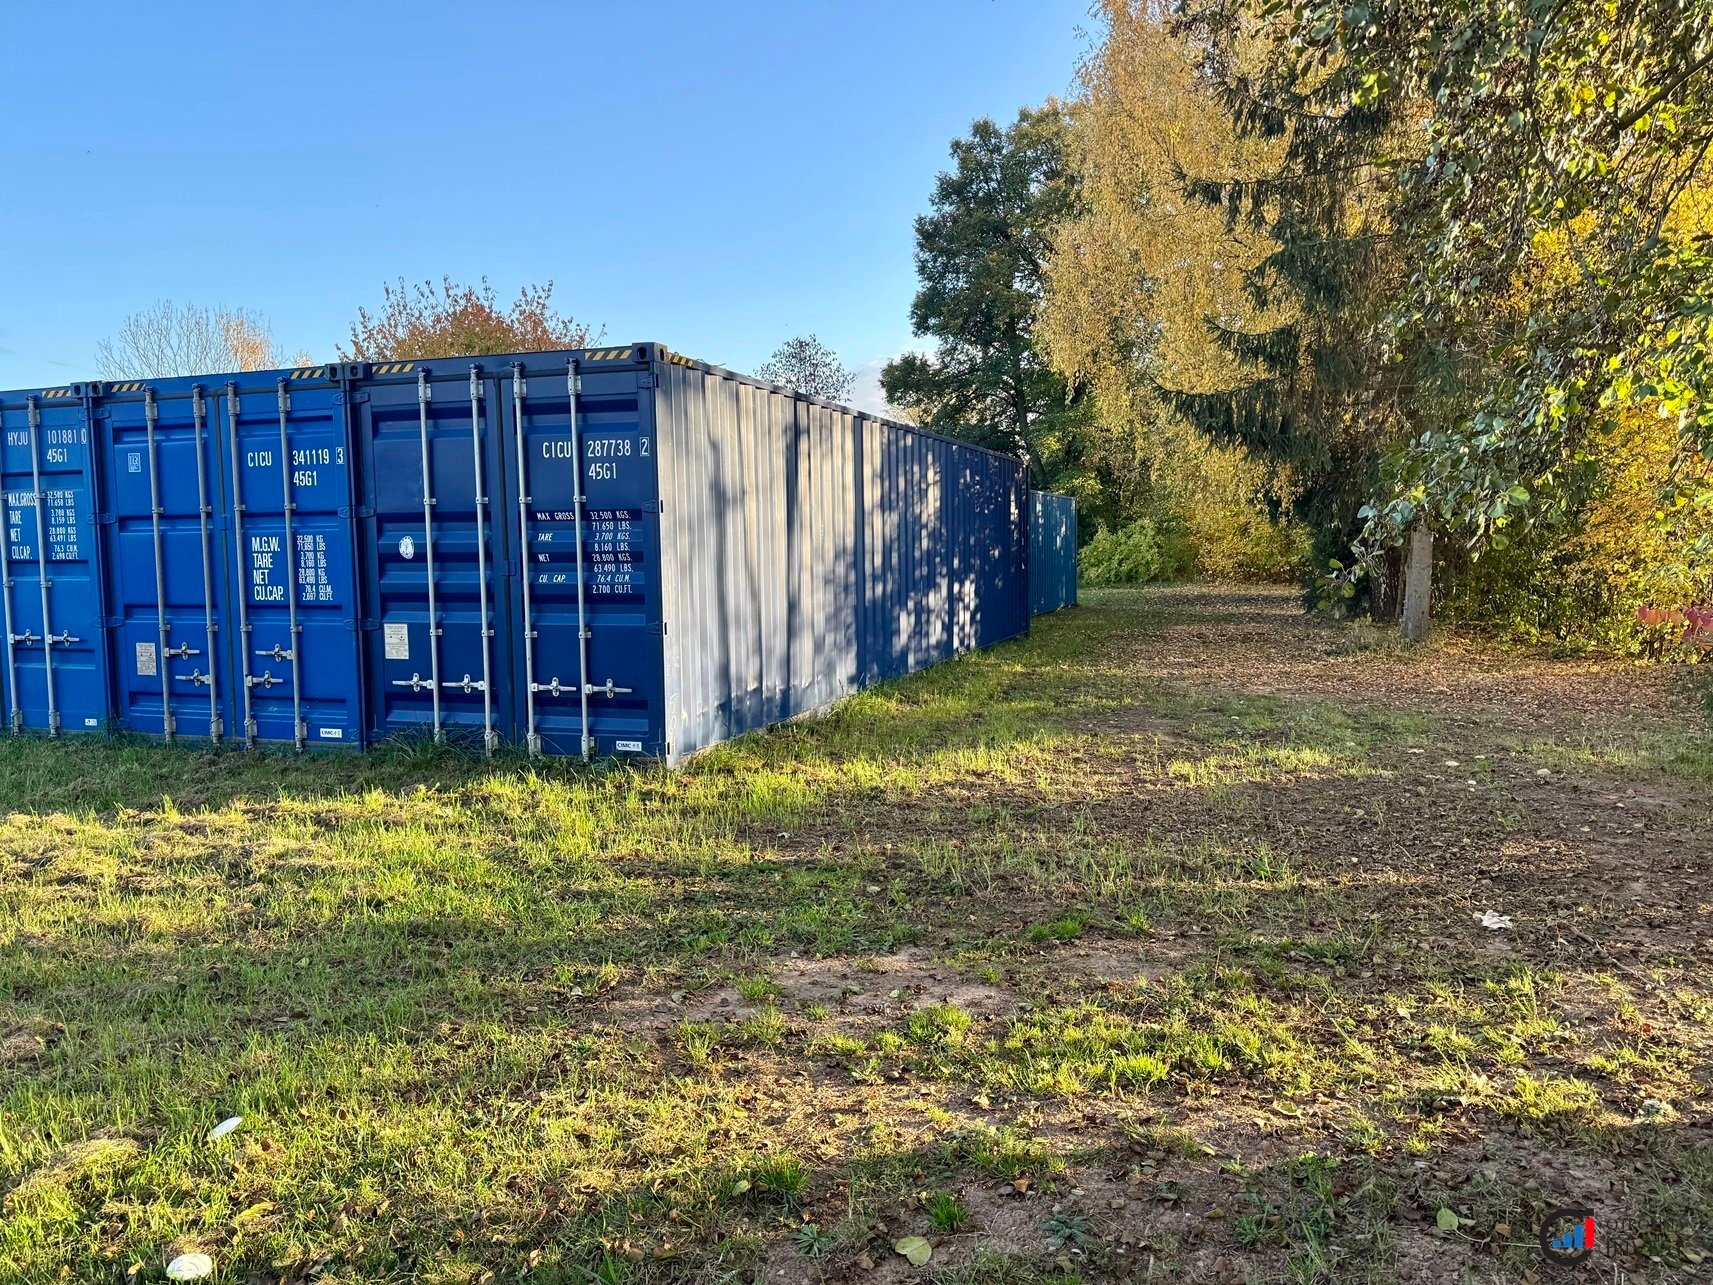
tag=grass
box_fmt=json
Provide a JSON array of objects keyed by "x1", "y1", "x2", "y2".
[
  {"x1": 1, "y1": 585, "x2": 1709, "y2": 1282},
  {"x1": 924, "y1": 1190, "x2": 971, "y2": 1233}
]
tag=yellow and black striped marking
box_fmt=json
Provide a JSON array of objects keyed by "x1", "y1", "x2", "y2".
[
  {"x1": 582, "y1": 347, "x2": 636, "y2": 362},
  {"x1": 288, "y1": 367, "x2": 328, "y2": 380},
  {"x1": 107, "y1": 382, "x2": 147, "y2": 394},
  {"x1": 373, "y1": 362, "x2": 415, "y2": 375},
  {"x1": 40, "y1": 387, "x2": 76, "y2": 398}
]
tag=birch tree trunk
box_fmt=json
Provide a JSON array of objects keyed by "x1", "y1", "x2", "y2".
[{"x1": 1400, "y1": 523, "x2": 1433, "y2": 643}]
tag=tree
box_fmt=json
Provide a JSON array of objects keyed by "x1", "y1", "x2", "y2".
[
  {"x1": 339, "y1": 277, "x2": 599, "y2": 362},
  {"x1": 94, "y1": 301, "x2": 302, "y2": 379},
  {"x1": 1227, "y1": 0, "x2": 1713, "y2": 585},
  {"x1": 881, "y1": 104, "x2": 1087, "y2": 486},
  {"x1": 1152, "y1": 0, "x2": 1428, "y2": 616},
  {"x1": 756, "y1": 335, "x2": 856, "y2": 402},
  {"x1": 1040, "y1": 2, "x2": 1322, "y2": 580}
]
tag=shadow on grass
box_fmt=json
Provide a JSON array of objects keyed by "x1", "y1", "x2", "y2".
[{"x1": 0, "y1": 598, "x2": 1155, "y2": 820}]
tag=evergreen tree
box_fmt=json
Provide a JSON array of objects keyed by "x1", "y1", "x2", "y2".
[{"x1": 1160, "y1": 2, "x2": 1423, "y2": 605}]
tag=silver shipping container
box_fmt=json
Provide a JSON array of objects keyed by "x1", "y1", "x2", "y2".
[{"x1": 655, "y1": 353, "x2": 1030, "y2": 763}]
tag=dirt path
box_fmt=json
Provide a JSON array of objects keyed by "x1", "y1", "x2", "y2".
[{"x1": 762, "y1": 586, "x2": 1713, "y2": 1284}]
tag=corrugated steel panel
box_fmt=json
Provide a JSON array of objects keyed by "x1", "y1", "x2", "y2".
[
  {"x1": 0, "y1": 344, "x2": 1032, "y2": 763},
  {"x1": 1029, "y1": 490, "x2": 1078, "y2": 615},
  {"x1": 655, "y1": 355, "x2": 1028, "y2": 764}
]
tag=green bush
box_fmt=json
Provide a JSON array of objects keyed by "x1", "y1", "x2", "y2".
[
  {"x1": 1436, "y1": 408, "x2": 1712, "y2": 657},
  {"x1": 1081, "y1": 519, "x2": 1196, "y2": 586}
]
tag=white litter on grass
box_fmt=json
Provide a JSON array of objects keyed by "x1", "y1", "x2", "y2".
[
  {"x1": 206, "y1": 1116, "x2": 243, "y2": 1143},
  {"x1": 165, "y1": 1253, "x2": 215, "y2": 1281},
  {"x1": 1474, "y1": 910, "x2": 1514, "y2": 930}
]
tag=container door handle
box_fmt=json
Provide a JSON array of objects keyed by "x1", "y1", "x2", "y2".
[
  {"x1": 467, "y1": 365, "x2": 498, "y2": 755},
  {"x1": 566, "y1": 361, "x2": 594, "y2": 759},
  {"x1": 416, "y1": 370, "x2": 444, "y2": 741},
  {"x1": 226, "y1": 383, "x2": 258, "y2": 747},
  {"x1": 512, "y1": 364, "x2": 542, "y2": 755},
  {"x1": 191, "y1": 385, "x2": 223, "y2": 743},
  {"x1": 275, "y1": 380, "x2": 307, "y2": 751},
  {"x1": 0, "y1": 473, "x2": 18, "y2": 733},
  {"x1": 143, "y1": 388, "x2": 175, "y2": 742}
]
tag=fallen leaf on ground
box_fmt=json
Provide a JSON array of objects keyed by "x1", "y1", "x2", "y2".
[{"x1": 894, "y1": 1235, "x2": 932, "y2": 1266}]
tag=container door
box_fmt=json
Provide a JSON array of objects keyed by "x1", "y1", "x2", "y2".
[
  {"x1": 99, "y1": 383, "x2": 236, "y2": 741},
  {"x1": 353, "y1": 362, "x2": 515, "y2": 752},
  {"x1": 220, "y1": 372, "x2": 363, "y2": 748},
  {"x1": 0, "y1": 390, "x2": 107, "y2": 735},
  {"x1": 507, "y1": 356, "x2": 664, "y2": 758}
]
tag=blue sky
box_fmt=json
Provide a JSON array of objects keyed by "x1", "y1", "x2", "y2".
[{"x1": 0, "y1": 1, "x2": 1094, "y2": 410}]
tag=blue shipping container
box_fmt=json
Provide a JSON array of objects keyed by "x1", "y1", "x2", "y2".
[
  {"x1": 0, "y1": 386, "x2": 107, "y2": 735},
  {"x1": 0, "y1": 345, "x2": 1032, "y2": 763},
  {"x1": 99, "y1": 378, "x2": 238, "y2": 742},
  {"x1": 1029, "y1": 490, "x2": 1078, "y2": 616}
]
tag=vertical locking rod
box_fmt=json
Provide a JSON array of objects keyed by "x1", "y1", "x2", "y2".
[
  {"x1": 567, "y1": 360, "x2": 593, "y2": 761},
  {"x1": 513, "y1": 365, "x2": 540, "y2": 755},
  {"x1": 226, "y1": 384, "x2": 257, "y2": 747},
  {"x1": 275, "y1": 380, "x2": 306, "y2": 751},
  {"x1": 25, "y1": 398, "x2": 58, "y2": 735},
  {"x1": 143, "y1": 389, "x2": 174, "y2": 741},
  {"x1": 0, "y1": 429, "x2": 18, "y2": 734},
  {"x1": 468, "y1": 366, "x2": 497, "y2": 755},
  {"x1": 191, "y1": 387, "x2": 222, "y2": 741},
  {"x1": 416, "y1": 370, "x2": 443, "y2": 742}
]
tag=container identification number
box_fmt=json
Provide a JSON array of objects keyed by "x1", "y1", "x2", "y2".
[{"x1": 541, "y1": 433, "x2": 648, "y2": 481}]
